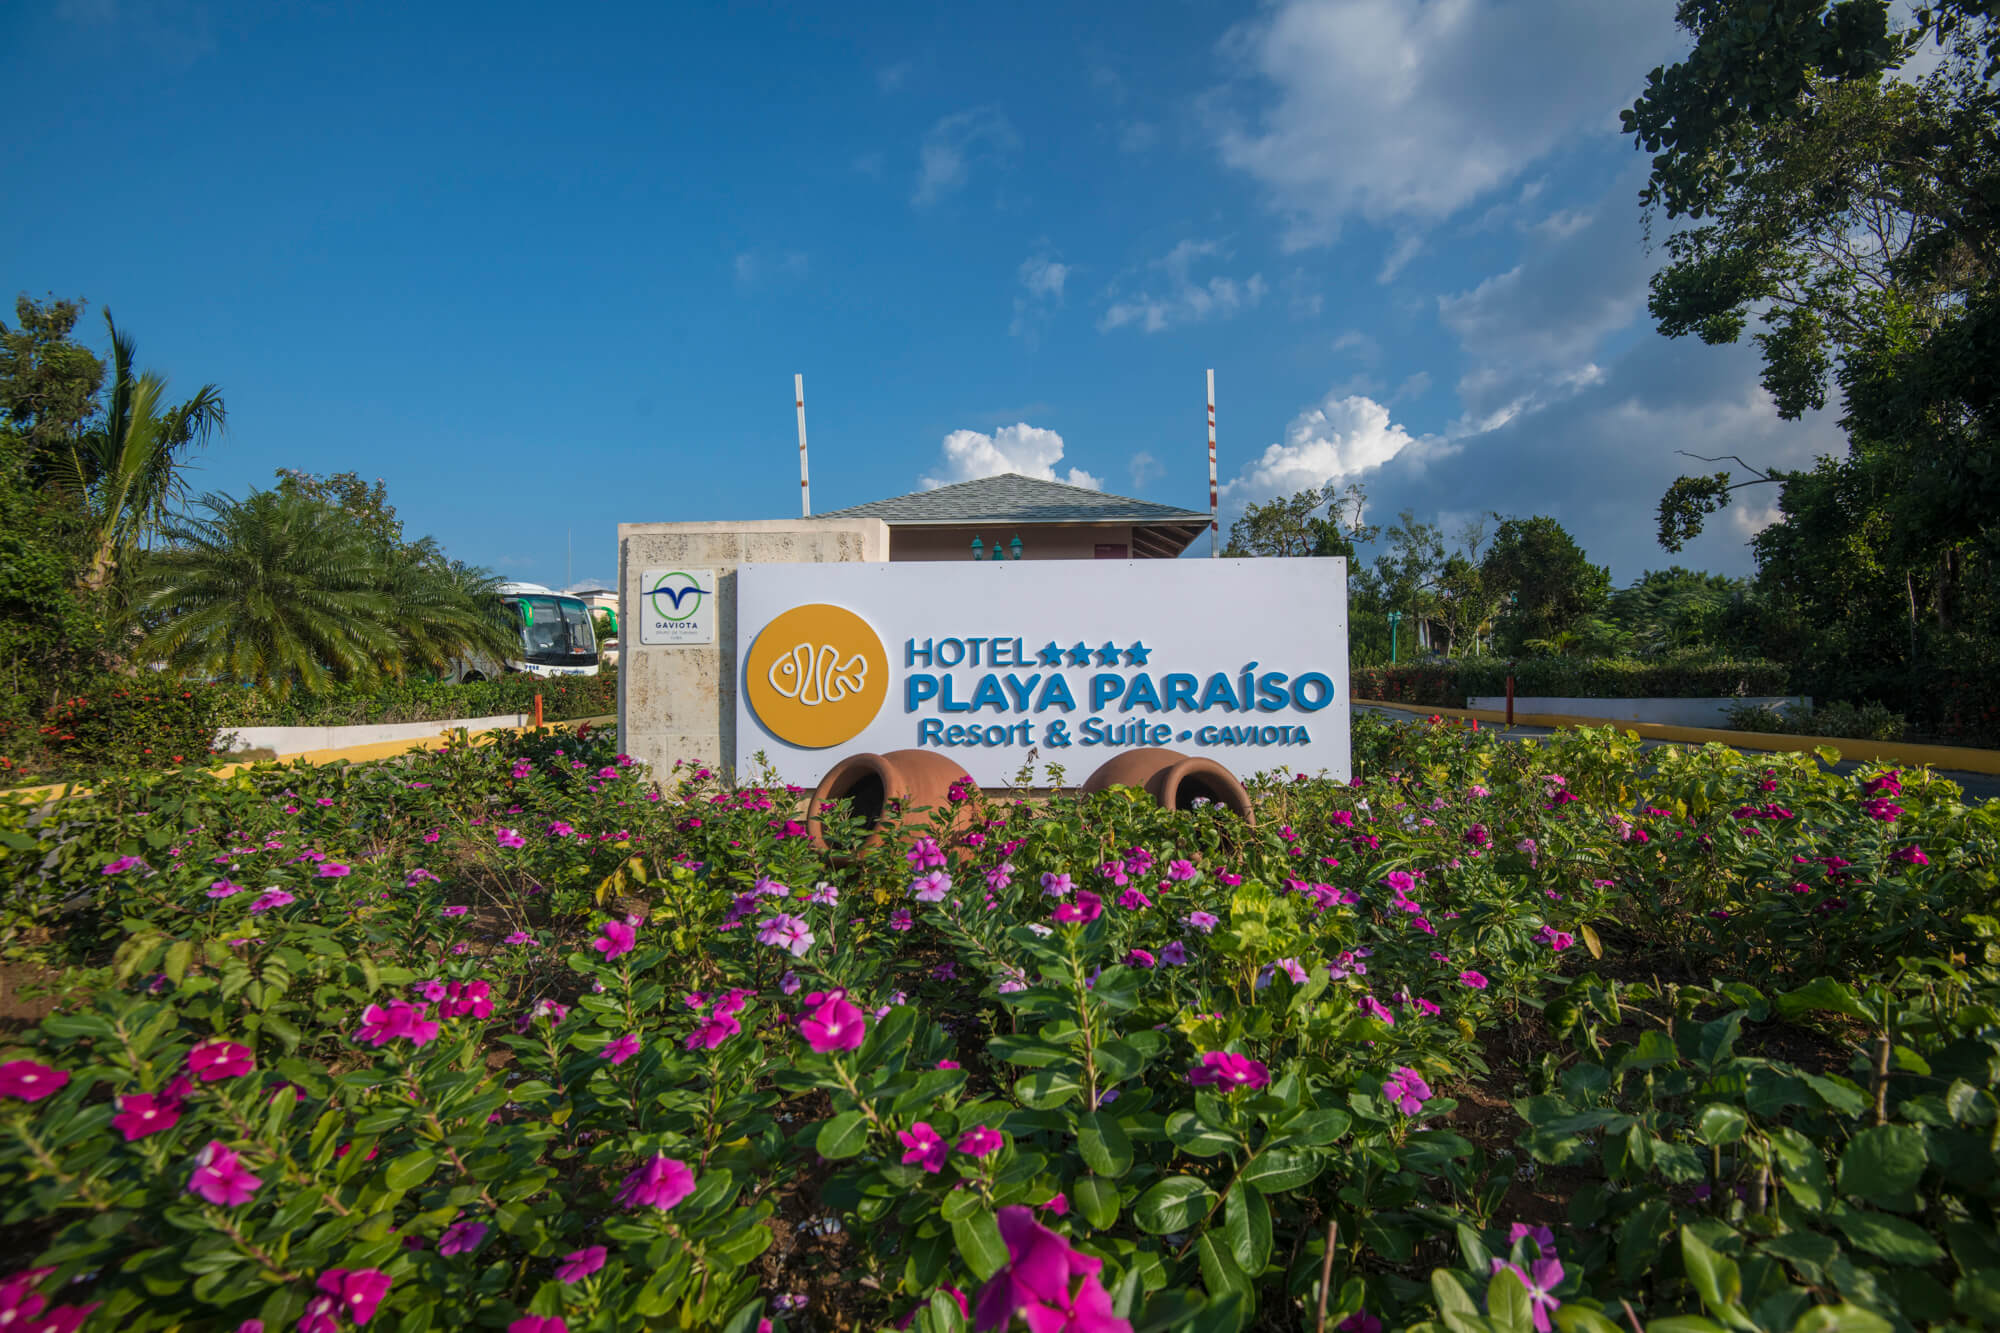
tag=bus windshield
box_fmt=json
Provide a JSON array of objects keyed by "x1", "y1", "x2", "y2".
[{"x1": 513, "y1": 596, "x2": 598, "y2": 665}]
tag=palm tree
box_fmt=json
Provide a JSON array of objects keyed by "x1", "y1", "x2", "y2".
[
  {"x1": 376, "y1": 540, "x2": 518, "y2": 679},
  {"x1": 57, "y1": 311, "x2": 226, "y2": 595},
  {"x1": 132, "y1": 489, "x2": 398, "y2": 694}
]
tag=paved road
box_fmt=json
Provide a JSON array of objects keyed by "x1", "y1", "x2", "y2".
[{"x1": 1353, "y1": 705, "x2": 2000, "y2": 804}]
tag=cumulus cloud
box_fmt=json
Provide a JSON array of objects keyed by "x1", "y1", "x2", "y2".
[
  {"x1": 1211, "y1": 0, "x2": 1680, "y2": 246},
  {"x1": 1100, "y1": 240, "x2": 1267, "y2": 334},
  {"x1": 1220, "y1": 393, "x2": 1438, "y2": 511},
  {"x1": 921, "y1": 423, "x2": 1102, "y2": 491},
  {"x1": 912, "y1": 106, "x2": 1019, "y2": 207}
]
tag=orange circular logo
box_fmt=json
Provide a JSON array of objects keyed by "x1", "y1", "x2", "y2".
[{"x1": 745, "y1": 603, "x2": 889, "y2": 748}]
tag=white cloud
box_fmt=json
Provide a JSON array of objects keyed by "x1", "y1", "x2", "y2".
[
  {"x1": 1011, "y1": 255, "x2": 1071, "y2": 342},
  {"x1": 1129, "y1": 451, "x2": 1165, "y2": 487},
  {"x1": 912, "y1": 107, "x2": 1019, "y2": 207},
  {"x1": 1219, "y1": 393, "x2": 1437, "y2": 511},
  {"x1": 1377, "y1": 233, "x2": 1424, "y2": 283},
  {"x1": 1211, "y1": 0, "x2": 1680, "y2": 247},
  {"x1": 1100, "y1": 240, "x2": 1267, "y2": 334},
  {"x1": 1392, "y1": 371, "x2": 1432, "y2": 402},
  {"x1": 921, "y1": 423, "x2": 1102, "y2": 491}
]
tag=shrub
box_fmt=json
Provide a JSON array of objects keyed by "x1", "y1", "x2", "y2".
[
  {"x1": 36, "y1": 679, "x2": 231, "y2": 770},
  {"x1": 1350, "y1": 657, "x2": 1790, "y2": 708},
  {"x1": 1723, "y1": 698, "x2": 1907, "y2": 741},
  {"x1": 212, "y1": 668, "x2": 617, "y2": 729}
]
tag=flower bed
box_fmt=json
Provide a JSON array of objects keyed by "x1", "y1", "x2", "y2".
[{"x1": 1, "y1": 718, "x2": 1996, "y2": 1333}]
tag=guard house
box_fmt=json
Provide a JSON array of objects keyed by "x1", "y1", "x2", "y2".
[{"x1": 817, "y1": 473, "x2": 1211, "y2": 561}]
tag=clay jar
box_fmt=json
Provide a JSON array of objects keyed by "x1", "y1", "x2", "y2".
[
  {"x1": 1080, "y1": 747, "x2": 1256, "y2": 824},
  {"x1": 807, "y1": 749, "x2": 975, "y2": 854}
]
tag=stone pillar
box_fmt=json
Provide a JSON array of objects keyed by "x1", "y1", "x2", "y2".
[{"x1": 617, "y1": 519, "x2": 889, "y2": 782}]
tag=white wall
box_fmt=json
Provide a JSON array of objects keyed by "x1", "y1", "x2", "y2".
[{"x1": 218, "y1": 713, "x2": 534, "y2": 757}]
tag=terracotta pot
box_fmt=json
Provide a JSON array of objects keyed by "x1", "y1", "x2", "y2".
[
  {"x1": 807, "y1": 749, "x2": 974, "y2": 852},
  {"x1": 1080, "y1": 747, "x2": 1256, "y2": 824}
]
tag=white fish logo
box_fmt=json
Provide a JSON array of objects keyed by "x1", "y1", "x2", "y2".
[{"x1": 767, "y1": 643, "x2": 869, "y2": 706}]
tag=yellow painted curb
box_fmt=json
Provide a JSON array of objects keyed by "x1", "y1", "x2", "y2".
[
  {"x1": 1354, "y1": 698, "x2": 2000, "y2": 775},
  {"x1": 0, "y1": 715, "x2": 619, "y2": 806}
]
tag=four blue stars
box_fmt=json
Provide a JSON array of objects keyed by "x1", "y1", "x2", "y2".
[{"x1": 1039, "y1": 640, "x2": 1152, "y2": 668}]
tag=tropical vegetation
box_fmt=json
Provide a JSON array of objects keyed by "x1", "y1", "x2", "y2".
[{"x1": 2, "y1": 713, "x2": 1995, "y2": 1333}]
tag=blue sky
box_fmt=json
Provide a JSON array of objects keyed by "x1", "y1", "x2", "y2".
[{"x1": 4, "y1": 0, "x2": 1848, "y2": 588}]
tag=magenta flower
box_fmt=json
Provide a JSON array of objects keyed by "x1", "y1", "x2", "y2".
[
  {"x1": 1490, "y1": 1257, "x2": 1564, "y2": 1332},
  {"x1": 1187, "y1": 1051, "x2": 1271, "y2": 1092},
  {"x1": 315, "y1": 1269, "x2": 392, "y2": 1326},
  {"x1": 1160, "y1": 940, "x2": 1188, "y2": 966},
  {"x1": 1123, "y1": 948, "x2": 1156, "y2": 969},
  {"x1": 1382, "y1": 1066, "x2": 1432, "y2": 1115},
  {"x1": 1458, "y1": 970, "x2": 1490, "y2": 990},
  {"x1": 113, "y1": 1085, "x2": 188, "y2": 1140},
  {"x1": 798, "y1": 989, "x2": 867, "y2": 1052},
  {"x1": 756, "y1": 913, "x2": 816, "y2": 957},
  {"x1": 205, "y1": 880, "x2": 243, "y2": 899},
  {"x1": 957, "y1": 1126, "x2": 1004, "y2": 1159},
  {"x1": 442, "y1": 905, "x2": 469, "y2": 917},
  {"x1": 1053, "y1": 891, "x2": 1103, "y2": 924},
  {"x1": 592, "y1": 919, "x2": 637, "y2": 959},
  {"x1": 972, "y1": 1205, "x2": 1131, "y2": 1333},
  {"x1": 1165, "y1": 859, "x2": 1198, "y2": 882},
  {"x1": 249, "y1": 889, "x2": 295, "y2": 914},
  {"x1": 602, "y1": 1033, "x2": 642, "y2": 1065},
  {"x1": 188, "y1": 1040, "x2": 254, "y2": 1082},
  {"x1": 0, "y1": 1060, "x2": 69, "y2": 1102},
  {"x1": 1115, "y1": 887, "x2": 1152, "y2": 911},
  {"x1": 889, "y1": 908, "x2": 914, "y2": 931},
  {"x1": 318, "y1": 863, "x2": 351, "y2": 878},
  {"x1": 618, "y1": 1154, "x2": 696, "y2": 1211},
  {"x1": 1536, "y1": 926, "x2": 1574, "y2": 952},
  {"x1": 1039, "y1": 872, "x2": 1072, "y2": 897},
  {"x1": 103, "y1": 855, "x2": 146, "y2": 875},
  {"x1": 496, "y1": 828, "x2": 527, "y2": 849},
  {"x1": 686, "y1": 1013, "x2": 741, "y2": 1051},
  {"x1": 188, "y1": 1140, "x2": 263, "y2": 1206},
  {"x1": 906, "y1": 836, "x2": 948, "y2": 870},
  {"x1": 911, "y1": 870, "x2": 953, "y2": 902},
  {"x1": 1510, "y1": 1223, "x2": 1557, "y2": 1254},
  {"x1": 353, "y1": 1000, "x2": 441, "y2": 1048},
  {"x1": 899, "y1": 1122, "x2": 949, "y2": 1173},
  {"x1": 438, "y1": 1219, "x2": 488, "y2": 1256},
  {"x1": 505, "y1": 931, "x2": 536, "y2": 945},
  {"x1": 1862, "y1": 770, "x2": 1903, "y2": 797},
  {"x1": 1182, "y1": 910, "x2": 1219, "y2": 934},
  {"x1": 1890, "y1": 844, "x2": 1930, "y2": 867},
  {"x1": 557, "y1": 1245, "x2": 606, "y2": 1283},
  {"x1": 1338, "y1": 1312, "x2": 1383, "y2": 1333}
]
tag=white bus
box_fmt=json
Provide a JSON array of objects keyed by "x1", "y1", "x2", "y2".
[{"x1": 450, "y1": 582, "x2": 600, "y2": 681}]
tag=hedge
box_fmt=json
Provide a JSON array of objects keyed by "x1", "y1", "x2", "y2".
[
  {"x1": 210, "y1": 669, "x2": 618, "y2": 728},
  {"x1": 1350, "y1": 657, "x2": 1790, "y2": 708}
]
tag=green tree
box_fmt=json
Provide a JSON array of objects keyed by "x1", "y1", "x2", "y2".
[
  {"x1": 1, "y1": 295, "x2": 105, "y2": 468},
  {"x1": 1223, "y1": 482, "x2": 1376, "y2": 559},
  {"x1": 55, "y1": 312, "x2": 225, "y2": 595},
  {"x1": 1481, "y1": 516, "x2": 1611, "y2": 655},
  {"x1": 1606, "y1": 567, "x2": 1751, "y2": 657},
  {"x1": 131, "y1": 489, "x2": 398, "y2": 694},
  {"x1": 375, "y1": 539, "x2": 516, "y2": 680}
]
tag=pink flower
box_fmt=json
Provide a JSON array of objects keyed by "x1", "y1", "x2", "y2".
[
  {"x1": 316, "y1": 1269, "x2": 393, "y2": 1326},
  {"x1": 206, "y1": 880, "x2": 243, "y2": 898},
  {"x1": 318, "y1": 863, "x2": 351, "y2": 878},
  {"x1": 956, "y1": 1126, "x2": 1004, "y2": 1158},
  {"x1": 188, "y1": 1140, "x2": 263, "y2": 1206},
  {"x1": 1536, "y1": 926, "x2": 1574, "y2": 952},
  {"x1": 900, "y1": 1122, "x2": 948, "y2": 1172},
  {"x1": 798, "y1": 989, "x2": 867, "y2": 1053},
  {"x1": 756, "y1": 913, "x2": 815, "y2": 957},
  {"x1": 1115, "y1": 887, "x2": 1151, "y2": 911},
  {"x1": 592, "y1": 919, "x2": 637, "y2": 959},
  {"x1": 103, "y1": 855, "x2": 146, "y2": 875},
  {"x1": 438, "y1": 1220, "x2": 487, "y2": 1256},
  {"x1": 249, "y1": 890, "x2": 295, "y2": 914},
  {"x1": 1890, "y1": 844, "x2": 1930, "y2": 867},
  {"x1": 1490, "y1": 1258, "x2": 1565, "y2": 1332},
  {"x1": 906, "y1": 837, "x2": 948, "y2": 869},
  {"x1": 1123, "y1": 948, "x2": 1156, "y2": 968},
  {"x1": 973, "y1": 1206, "x2": 1130, "y2": 1333},
  {"x1": 0, "y1": 1060, "x2": 69, "y2": 1102},
  {"x1": 889, "y1": 908, "x2": 914, "y2": 931},
  {"x1": 1338, "y1": 1312, "x2": 1383, "y2": 1333},
  {"x1": 1165, "y1": 859, "x2": 1198, "y2": 882},
  {"x1": 505, "y1": 931, "x2": 536, "y2": 945},
  {"x1": 618, "y1": 1154, "x2": 696, "y2": 1211},
  {"x1": 187, "y1": 1040, "x2": 254, "y2": 1083},
  {"x1": 113, "y1": 1086, "x2": 188, "y2": 1140},
  {"x1": 910, "y1": 870, "x2": 953, "y2": 902},
  {"x1": 557, "y1": 1245, "x2": 606, "y2": 1283},
  {"x1": 496, "y1": 828, "x2": 527, "y2": 849},
  {"x1": 442, "y1": 905, "x2": 469, "y2": 917},
  {"x1": 602, "y1": 1033, "x2": 642, "y2": 1065},
  {"x1": 1187, "y1": 1051, "x2": 1271, "y2": 1091},
  {"x1": 1160, "y1": 940, "x2": 1188, "y2": 966},
  {"x1": 1510, "y1": 1222, "x2": 1557, "y2": 1254},
  {"x1": 1382, "y1": 1066, "x2": 1432, "y2": 1115},
  {"x1": 1042, "y1": 1192, "x2": 1069, "y2": 1215},
  {"x1": 1182, "y1": 910, "x2": 1219, "y2": 934},
  {"x1": 1458, "y1": 970, "x2": 1490, "y2": 990},
  {"x1": 1053, "y1": 891, "x2": 1103, "y2": 924},
  {"x1": 509, "y1": 1319, "x2": 568, "y2": 1333},
  {"x1": 686, "y1": 1012, "x2": 741, "y2": 1050},
  {"x1": 354, "y1": 1000, "x2": 441, "y2": 1048},
  {"x1": 1040, "y1": 872, "x2": 1072, "y2": 897},
  {"x1": 1358, "y1": 995, "x2": 1397, "y2": 1025}
]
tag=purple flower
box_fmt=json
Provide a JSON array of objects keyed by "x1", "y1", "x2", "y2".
[
  {"x1": 899, "y1": 1122, "x2": 948, "y2": 1172},
  {"x1": 686, "y1": 1013, "x2": 740, "y2": 1050},
  {"x1": 1186, "y1": 1051, "x2": 1270, "y2": 1091},
  {"x1": 985, "y1": 862, "x2": 1014, "y2": 892},
  {"x1": 1040, "y1": 872, "x2": 1073, "y2": 897},
  {"x1": 1890, "y1": 844, "x2": 1930, "y2": 867},
  {"x1": 442, "y1": 905, "x2": 469, "y2": 917},
  {"x1": 618, "y1": 1155, "x2": 696, "y2": 1211},
  {"x1": 1165, "y1": 859, "x2": 1198, "y2": 882},
  {"x1": 354, "y1": 1000, "x2": 440, "y2": 1048},
  {"x1": 1160, "y1": 940, "x2": 1188, "y2": 966},
  {"x1": 557, "y1": 1245, "x2": 606, "y2": 1283},
  {"x1": 1490, "y1": 1257, "x2": 1564, "y2": 1332},
  {"x1": 889, "y1": 908, "x2": 914, "y2": 931},
  {"x1": 1182, "y1": 910, "x2": 1219, "y2": 934},
  {"x1": 911, "y1": 870, "x2": 953, "y2": 902},
  {"x1": 1458, "y1": 970, "x2": 1489, "y2": 990},
  {"x1": 906, "y1": 836, "x2": 948, "y2": 870},
  {"x1": 757, "y1": 913, "x2": 815, "y2": 957},
  {"x1": 103, "y1": 855, "x2": 147, "y2": 875},
  {"x1": 205, "y1": 880, "x2": 243, "y2": 899},
  {"x1": 1382, "y1": 1066, "x2": 1432, "y2": 1115},
  {"x1": 1123, "y1": 948, "x2": 1156, "y2": 969},
  {"x1": 1536, "y1": 926, "x2": 1574, "y2": 952},
  {"x1": 438, "y1": 1220, "x2": 488, "y2": 1256}
]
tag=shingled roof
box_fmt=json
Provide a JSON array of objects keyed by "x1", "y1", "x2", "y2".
[{"x1": 820, "y1": 473, "x2": 1210, "y2": 526}]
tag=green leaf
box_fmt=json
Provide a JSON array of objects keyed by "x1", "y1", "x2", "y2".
[
  {"x1": 1196, "y1": 1233, "x2": 1251, "y2": 1304},
  {"x1": 1836, "y1": 1126, "x2": 1926, "y2": 1203},
  {"x1": 816, "y1": 1111, "x2": 872, "y2": 1160},
  {"x1": 1074, "y1": 1175, "x2": 1120, "y2": 1229},
  {"x1": 929, "y1": 1288, "x2": 968, "y2": 1333},
  {"x1": 1015, "y1": 1069, "x2": 1083, "y2": 1110},
  {"x1": 1221, "y1": 1182, "x2": 1272, "y2": 1274},
  {"x1": 385, "y1": 1150, "x2": 438, "y2": 1192},
  {"x1": 1681, "y1": 1227, "x2": 1743, "y2": 1311},
  {"x1": 987, "y1": 1036, "x2": 1071, "y2": 1068},
  {"x1": 163, "y1": 939, "x2": 193, "y2": 986},
  {"x1": 1776, "y1": 978, "x2": 1870, "y2": 1022},
  {"x1": 1487, "y1": 1265, "x2": 1535, "y2": 1333},
  {"x1": 1133, "y1": 1176, "x2": 1215, "y2": 1235},
  {"x1": 1827, "y1": 1211, "x2": 1946, "y2": 1266},
  {"x1": 1788, "y1": 1305, "x2": 1893, "y2": 1333},
  {"x1": 1693, "y1": 1104, "x2": 1749, "y2": 1145},
  {"x1": 1077, "y1": 1112, "x2": 1133, "y2": 1177},
  {"x1": 1166, "y1": 1109, "x2": 1239, "y2": 1157},
  {"x1": 952, "y1": 1208, "x2": 1009, "y2": 1281},
  {"x1": 1239, "y1": 1147, "x2": 1321, "y2": 1192}
]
